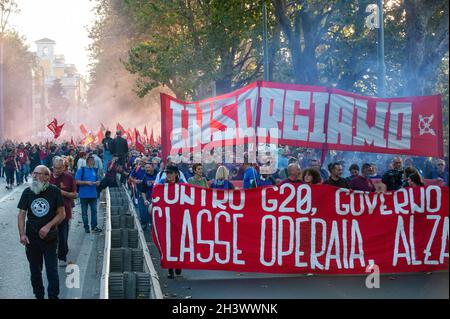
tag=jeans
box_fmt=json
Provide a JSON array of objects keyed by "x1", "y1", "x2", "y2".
[
  {"x1": 80, "y1": 198, "x2": 98, "y2": 230},
  {"x1": 0, "y1": 162, "x2": 3, "y2": 177},
  {"x1": 138, "y1": 196, "x2": 150, "y2": 226},
  {"x1": 5, "y1": 168, "x2": 14, "y2": 185},
  {"x1": 25, "y1": 238, "x2": 59, "y2": 299},
  {"x1": 103, "y1": 150, "x2": 112, "y2": 173},
  {"x1": 57, "y1": 219, "x2": 70, "y2": 261},
  {"x1": 16, "y1": 168, "x2": 23, "y2": 184},
  {"x1": 23, "y1": 163, "x2": 30, "y2": 181}
]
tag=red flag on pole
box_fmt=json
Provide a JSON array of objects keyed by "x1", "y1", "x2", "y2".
[
  {"x1": 117, "y1": 123, "x2": 126, "y2": 135},
  {"x1": 70, "y1": 136, "x2": 77, "y2": 148},
  {"x1": 144, "y1": 126, "x2": 149, "y2": 144},
  {"x1": 135, "y1": 128, "x2": 145, "y2": 153},
  {"x1": 47, "y1": 118, "x2": 64, "y2": 139},
  {"x1": 149, "y1": 129, "x2": 155, "y2": 146},
  {"x1": 97, "y1": 127, "x2": 104, "y2": 144},
  {"x1": 80, "y1": 124, "x2": 88, "y2": 136}
]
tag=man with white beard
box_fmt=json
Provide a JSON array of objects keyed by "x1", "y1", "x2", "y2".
[{"x1": 17, "y1": 165, "x2": 66, "y2": 299}]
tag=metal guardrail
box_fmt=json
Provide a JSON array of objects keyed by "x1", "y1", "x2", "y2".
[
  {"x1": 99, "y1": 188, "x2": 112, "y2": 299},
  {"x1": 99, "y1": 186, "x2": 163, "y2": 299},
  {"x1": 124, "y1": 186, "x2": 163, "y2": 299}
]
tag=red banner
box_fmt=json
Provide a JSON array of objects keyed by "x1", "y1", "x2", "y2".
[
  {"x1": 160, "y1": 81, "x2": 443, "y2": 159},
  {"x1": 151, "y1": 184, "x2": 449, "y2": 274}
]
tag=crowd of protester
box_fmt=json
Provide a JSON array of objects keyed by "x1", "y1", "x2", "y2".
[{"x1": 2, "y1": 130, "x2": 449, "y2": 286}]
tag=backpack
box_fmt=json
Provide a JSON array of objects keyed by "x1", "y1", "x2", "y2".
[{"x1": 77, "y1": 166, "x2": 98, "y2": 192}]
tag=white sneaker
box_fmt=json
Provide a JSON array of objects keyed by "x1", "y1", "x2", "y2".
[{"x1": 58, "y1": 260, "x2": 68, "y2": 267}]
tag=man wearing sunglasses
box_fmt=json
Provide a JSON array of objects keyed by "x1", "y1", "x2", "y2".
[{"x1": 431, "y1": 159, "x2": 448, "y2": 186}]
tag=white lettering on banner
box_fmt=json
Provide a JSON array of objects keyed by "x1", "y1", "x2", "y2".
[
  {"x1": 232, "y1": 214, "x2": 245, "y2": 265},
  {"x1": 169, "y1": 101, "x2": 185, "y2": 149},
  {"x1": 166, "y1": 86, "x2": 440, "y2": 156},
  {"x1": 180, "y1": 185, "x2": 195, "y2": 205},
  {"x1": 180, "y1": 210, "x2": 195, "y2": 262},
  {"x1": 440, "y1": 217, "x2": 449, "y2": 264},
  {"x1": 295, "y1": 217, "x2": 309, "y2": 267},
  {"x1": 379, "y1": 194, "x2": 393, "y2": 215},
  {"x1": 342, "y1": 219, "x2": 349, "y2": 269},
  {"x1": 393, "y1": 216, "x2": 411, "y2": 266},
  {"x1": 214, "y1": 212, "x2": 231, "y2": 264},
  {"x1": 260, "y1": 215, "x2": 277, "y2": 266},
  {"x1": 409, "y1": 187, "x2": 425, "y2": 214},
  {"x1": 237, "y1": 88, "x2": 258, "y2": 129},
  {"x1": 228, "y1": 190, "x2": 245, "y2": 211},
  {"x1": 212, "y1": 97, "x2": 237, "y2": 141},
  {"x1": 409, "y1": 215, "x2": 422, "y2": 265},
  {"x1": 325, "y1": 221, "x2": 342, "y2": 270},
  {"x1": 262, "y1": 187, "x2": 278, "y2": 212},
  {"x1": 310, "y1": 219, "x2": 327, "y2": 270},
  {"x1": 164, "y1": 183, "x2": 179, "y2": 205},
  {"x1": 165, "y1": 208, "x2": 177, "y2": 262},
  {"x1": 283, "y1": 90, "x2": 311, "y2": 140},
  {"x1": 354, "y1": 100, "x2": 388, "y2": 147},
  {"x1": 277, "y1": 216, "x2": 295, "y2": 266},
  {"x1": 262, "y1": 184, "x2": 314, "y2": 215},
  {"x1": 186, "y1": 103, "x2": 202, "y2": 152},
  {"x1": 196, "y1": 210, "x2": 214, "y2": 263},
  {"x1": 200, "y1": 101, "x2": 213, "y2": 145},
  {"x1": 335, "y1": 186, "x2": 441, "y2": 216},
  {"x1": 424, "y1": 215, "x2": 440, "y2": 265},
  {"x1": 393, "y1": 188, "x2": 410, "y2": 215},
  {"x1": 309, "y1": 92, "x2": 328, "y2": 143},
  {"x1": 327, "y1": 94, "x2": 354, "y2": 145},
  {"x1": 259, "y1": 87, "x2": 284, "y2": 130},
  {"x1": 349, "y1": 220, "x2": 365, "y2": 268},
  {"x1": 388, "y1": 102, "x2": 412, "y2": 150},
  {"x1": 426, "y1": 186, "x2": 441, "y2": 212},
  {"x1": 392, "y1": 215, "x2": 448, "y2": 266}
]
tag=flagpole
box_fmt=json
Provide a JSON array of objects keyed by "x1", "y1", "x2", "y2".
[{"x1": 377, "y1": 0, "x2": 386, "y2": 97}]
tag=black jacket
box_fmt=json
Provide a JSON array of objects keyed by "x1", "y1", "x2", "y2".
[{"x1": 110, "y1": 136, "x2": 128, "y2": 156}]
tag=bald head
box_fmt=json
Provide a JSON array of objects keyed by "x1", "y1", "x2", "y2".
[{"x1": 287, "y1": 163, "x2": 301, "y2": 180}]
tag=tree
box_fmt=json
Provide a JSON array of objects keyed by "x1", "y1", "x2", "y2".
[{"x1": 124, "y1": 0, "x2": 264, "y2": 99}]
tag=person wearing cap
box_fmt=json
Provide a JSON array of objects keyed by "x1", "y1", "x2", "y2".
[
  {"x1": 161, "y1": 164, "x2": 183, "y2": 278},
  {"x1": 155, "y1": 156, "x2": 187, "y2": 184}
]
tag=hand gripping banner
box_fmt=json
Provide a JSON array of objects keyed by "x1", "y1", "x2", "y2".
[
  {"x1": 160, "y1": 81, "x2": 444, "y2": 159},
  {"x1": 151, "y1": 184, "x2": 449, "y2": 274}
]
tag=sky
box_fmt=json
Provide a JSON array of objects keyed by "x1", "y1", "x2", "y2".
[{"x1": 9, "y1": 0, "x2": 97, "y2": 77}]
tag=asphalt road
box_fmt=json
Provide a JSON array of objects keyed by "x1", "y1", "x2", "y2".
[{"x1": 0, "y1": 176, "x2": 104, "y2": 299}]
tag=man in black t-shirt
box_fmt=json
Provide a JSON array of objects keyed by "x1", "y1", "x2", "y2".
[
  {"x1": 324, "y1": 162, "x2": 350, "y2": 189},
  {"x1": 17, "y1": 165, "x2": 65, "y2": 299}
]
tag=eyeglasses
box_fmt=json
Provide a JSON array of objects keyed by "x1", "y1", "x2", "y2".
[
  {"x1": 437, "y1": 164, "x2": 445, "y2": 166},
  {"x1": 32, "y1": 172, "x2": 48, "y2": 176}
]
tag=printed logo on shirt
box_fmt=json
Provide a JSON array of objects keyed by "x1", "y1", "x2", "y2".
[{"x1": 31, "y1": 198, "x2": 50, "y2": 218}]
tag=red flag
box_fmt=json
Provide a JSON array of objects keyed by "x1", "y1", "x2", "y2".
[
  {"x1": 135, "y1": 128, "x2": 145, "y2": 153},
  {"x1": 126, "y1": 130, "x2": 133, "y2": 147},
  {"x1": 117, "y1": 123, "x2": 126, "y2": 135},
  {"x1": 70, "y1": 136, "x2": 77, "y2": 148},
  {"x1": 128, "y1": 128, "x2": 135, "y2": 144},
  {"x1": 143, "y1": 126, "x2": 149, "y2": 144},
  {"x1": 80, "y1": 124, "x2": 88, "y2": 136},
  {"x1": 156, "y1": 135, "x2": 161, "y2": 145},
  {"x1": 149, "y1": 128, "x2": 155, "y2": 146},
  {"x1": 97, "y1": 128, "x2": 104, "y2": 144},
  {"x1": 47, "y1": 118, "x2": 64, "y2": 139}
]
